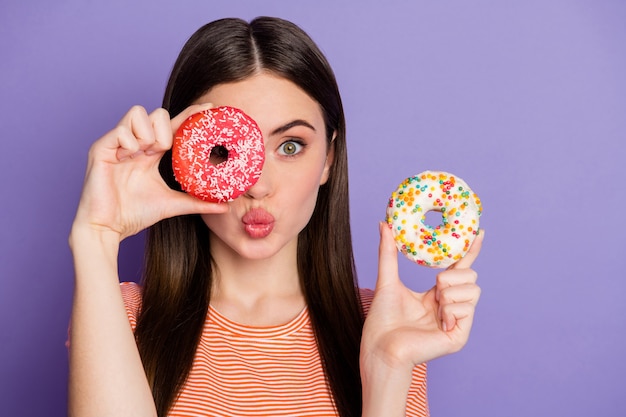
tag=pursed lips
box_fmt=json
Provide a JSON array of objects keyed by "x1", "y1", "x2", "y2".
[{"x1": 242, "y1": 208, "x2": 275, "y2": 238}]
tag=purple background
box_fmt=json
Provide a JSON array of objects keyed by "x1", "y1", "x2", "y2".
[{"x1": 1, "y1": 1, "x2": 624, "y2": 416}]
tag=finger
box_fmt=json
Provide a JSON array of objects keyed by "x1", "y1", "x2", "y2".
[
  {"x1": 114, "y1": 106, "x2": 157, "y2": 160},
  {"x1": 121, "y1": 105, "x2": 157, "y2": 147},
  {"x1": 438, "y1": 283, "x2": 481, "y2": 307},
  {"x1": 170, "y1": 102, "x2": 216, "y2": 133},
  {"x1": 437, "y1": 267, "x2": 478, "y2": 289},
  {"x1": 147, "y1": 108, "x2": 173, "y2": 155},
  {"x1": 439, "y1": 301, "x2": 476, "y2": 336},
  {"x1": 376, "y1": 221, "x2": 401, "y2": 290},
  {"x1": 435, "y1": 265, "x2": 478, "y2": 305},
  {"x1": 449, "y1": 228, "x2": 485, "y2": 270},
  {"x1": 90, "y1": 125, "x2": 141, "y2": 162}
]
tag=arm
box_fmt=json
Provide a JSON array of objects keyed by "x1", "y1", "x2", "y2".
[
  {"x1": 68, "y1": 104, "x2": 227, "y2": 417},
  {"x1": 360, "y1": 223, "x2": 484, "y2": 417},
  {"x1": 68, "y1": 228, "x2": 156, "y2": 417}
]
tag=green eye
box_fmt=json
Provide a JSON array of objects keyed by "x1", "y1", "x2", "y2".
[{"x1": 280, "y1": 141, "x2": 303, "y2": 155}]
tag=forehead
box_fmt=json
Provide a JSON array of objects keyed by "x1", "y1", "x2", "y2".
[{"x1": 195, "y1": 73, "x2": 325, "y2": 134}]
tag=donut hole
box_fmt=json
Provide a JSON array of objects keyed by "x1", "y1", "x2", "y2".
[
  {"x1": 209, "y1": 145, "x2": 229, "y2": 166},
  {"x1": 423, "y1": 210, "x2": 445, "y2": 229}
]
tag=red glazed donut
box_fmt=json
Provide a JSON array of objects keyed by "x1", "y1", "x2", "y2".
[{"x1": 172, "y1": 106, "x2": 265, "y2": 202}]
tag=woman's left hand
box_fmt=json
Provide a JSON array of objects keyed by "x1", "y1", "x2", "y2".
[{"x1": 360, "y1": 222, "x2": 483, "y2": 414}]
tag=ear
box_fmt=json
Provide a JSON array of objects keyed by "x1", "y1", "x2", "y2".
[{"x1": 320, "y1": 132, "x2": 336, "y2": 185}]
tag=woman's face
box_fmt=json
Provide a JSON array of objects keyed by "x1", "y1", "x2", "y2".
[{"x1": 197, "y1": 72, "x2": 333, "y2": 261}]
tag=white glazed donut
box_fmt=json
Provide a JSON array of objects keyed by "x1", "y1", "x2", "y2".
[
  {"x1": 172, "y1": 106, "x2": 265, "y2": 202},
  {"x1": 385, "y1": 171, "x2": 482, "y2": 268}
]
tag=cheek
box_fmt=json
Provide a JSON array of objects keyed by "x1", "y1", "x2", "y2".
[
  {"x1": 289, "y1": 160, "x2": 327, "y2": 200},
  {"x1": 199, "y1": 213, "x2": 219, "y2": 233},
  {"x1": 200, "y1": 209, "x2": 235, "y2": 233},
  {"x1": 293, "y1": 179, "x2": 321, "y2": 208},
  {"x1": 281, "y1": 168, "x2": 327, "y2": 230}
]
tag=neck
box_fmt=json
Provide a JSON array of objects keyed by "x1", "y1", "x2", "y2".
[{"x1": 208, "y1": 234, "x2": 305, "y2": 326}]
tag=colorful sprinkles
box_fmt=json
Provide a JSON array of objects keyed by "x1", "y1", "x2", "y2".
[
  {"x1": 172, "y1": 106, "x2": 265, "y2": 202},
  {"x1": 385, "y1": 171, "x2": 482, "y2": 268}
]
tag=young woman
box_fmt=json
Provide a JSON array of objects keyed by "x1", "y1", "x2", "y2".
[{"x1": 68, "y1": 16, "x2": 482, "y2": 417}]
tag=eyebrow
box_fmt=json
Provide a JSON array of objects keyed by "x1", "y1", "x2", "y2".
[{"x1": 270, "y1": 119, "x2": 317, "y2": 136}]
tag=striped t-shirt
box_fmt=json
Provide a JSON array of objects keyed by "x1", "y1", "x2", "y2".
[{"x1": 120, "y1": 282, "x2": 429, "y2": 416}]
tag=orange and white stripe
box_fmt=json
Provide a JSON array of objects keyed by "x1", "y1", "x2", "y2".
[{"x1": 120, "y1": 283, "x2": 429, "y2": 416}]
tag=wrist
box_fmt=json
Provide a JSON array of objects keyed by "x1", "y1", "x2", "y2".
[
  {"x1": 69, "y1": 221, "x2": 122, "y2": 248},
  {"x1": 360, "y1": 356, "x2": 413, "y2": 417},
  {"x1": 69, "y1": 222, "x2": 122, "y2": 269}
]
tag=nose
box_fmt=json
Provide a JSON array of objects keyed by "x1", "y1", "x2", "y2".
[{"x1": 244, "y1": 157, "x2": 273, "y2": 200}]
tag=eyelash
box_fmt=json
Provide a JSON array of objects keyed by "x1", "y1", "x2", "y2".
[{"x1": 278, "y1": 139, "x2": 305, "y2": 156}]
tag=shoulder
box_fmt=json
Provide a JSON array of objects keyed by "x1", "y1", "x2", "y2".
[
  {"x1": 66, "y1": 281, "x2": 143, "y2": 349},
  {"x1": 359, "y1": 287, "x2": 375, "y2": 316},
  {"x1": 120, "y1": 281, "x2": 143, "y2": 330}
]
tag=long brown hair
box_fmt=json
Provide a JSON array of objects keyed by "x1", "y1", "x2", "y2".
[{"x1": 134, "y1": 17, "x2": 363, "y2": 417}]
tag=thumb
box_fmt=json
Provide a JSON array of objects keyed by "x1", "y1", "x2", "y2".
[
  {"x1": 163, "y1": 190, "x2": 230, "y2": 218},
  {"x1": 376, "y1": 221, "x2": 401, "y2": 290},
  {"x1": 170, "y1": 102, "x2": 216, "y2": 133}
]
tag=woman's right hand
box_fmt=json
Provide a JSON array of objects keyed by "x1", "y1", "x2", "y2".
[
  {"x1": 72, "y1": 103, "x2": 228, "y2": 241},
  {"x1": 68, "y1": 105, "x2": 228, "y2": 417}
]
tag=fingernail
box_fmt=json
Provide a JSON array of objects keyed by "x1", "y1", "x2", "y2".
[{"x1": 442, "y1": 320, "x2": 447, "y2": 332}]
